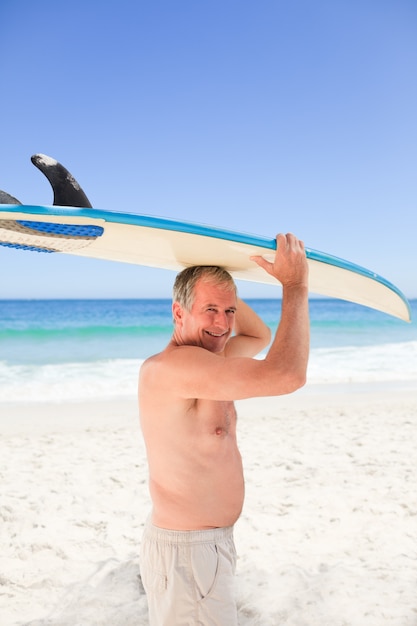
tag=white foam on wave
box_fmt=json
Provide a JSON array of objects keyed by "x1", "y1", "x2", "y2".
[
  {"x1": 0, "y1": 359, "x2": 143, "y2": 402},
  {"x1": 0, "y1": 341, "x2": 416, "y2": 402},
  {"x1": 307, "y1": 340, "x2": 417, "y2": 384}
]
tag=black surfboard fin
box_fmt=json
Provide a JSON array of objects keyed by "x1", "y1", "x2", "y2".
[
  {"x1": 31, "y1": 153, "x2": 92, "y2": 208},
  {"x1": 0, "y1": 190, "x2": 22, "y2": 204}
]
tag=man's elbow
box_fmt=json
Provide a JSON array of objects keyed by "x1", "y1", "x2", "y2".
[
  {"x1": 296, "y1": 371, "x2": 307, "y2": 390},
  {"x1": 286, "y1": 370, "x2": 307, "y2": 394}
]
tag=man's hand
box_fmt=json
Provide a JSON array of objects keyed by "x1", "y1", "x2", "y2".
[{"x1": 250, "y1": 233, "x2": 309, "y2": 289}]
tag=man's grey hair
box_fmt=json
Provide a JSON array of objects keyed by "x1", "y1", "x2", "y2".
[{"x1": 173, "y1": 266, "x2": 237, "y2": 311}]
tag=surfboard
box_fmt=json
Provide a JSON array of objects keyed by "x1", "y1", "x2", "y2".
[{"x1": 0, "y1": 203, "x2": 411, "y2": 322}]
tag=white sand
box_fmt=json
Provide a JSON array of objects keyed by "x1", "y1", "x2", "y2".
[{"x1": 1, "y1": 383, "x2": 417, "y2": 625}]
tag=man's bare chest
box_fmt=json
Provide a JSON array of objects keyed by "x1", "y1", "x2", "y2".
[{"x1": 190, "y1": 398, "x2": 237, "y2": 436}]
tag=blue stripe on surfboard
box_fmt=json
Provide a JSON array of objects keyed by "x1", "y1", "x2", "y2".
[{"x1": 0, "y1": 204, "x2": 411, "y2": 318}]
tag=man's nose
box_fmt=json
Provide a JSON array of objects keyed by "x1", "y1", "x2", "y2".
[{"x1": 215, "y1": 311, "x2": 228, "y2": 327}]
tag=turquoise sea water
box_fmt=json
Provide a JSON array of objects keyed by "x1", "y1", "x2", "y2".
[{"x1": 0, "y1": 298, "x2": 416, "y2": 402}]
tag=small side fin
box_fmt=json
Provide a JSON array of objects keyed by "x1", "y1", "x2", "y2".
[{"x1": 0, "y1": 190, "x2": 22, "y2": 204}]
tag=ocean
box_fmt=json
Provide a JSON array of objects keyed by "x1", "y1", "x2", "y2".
[{"x1": 0, "y1": 298, "x2": 416, "y2": 402}]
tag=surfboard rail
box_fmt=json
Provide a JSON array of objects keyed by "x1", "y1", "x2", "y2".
[{"x1": 0, "y1": 204, "x2": 411, "y2": 322}]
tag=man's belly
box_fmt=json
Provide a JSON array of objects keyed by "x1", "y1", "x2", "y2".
[{"x1": 148, "y1": 438, "x2": 245, "y2": 530}]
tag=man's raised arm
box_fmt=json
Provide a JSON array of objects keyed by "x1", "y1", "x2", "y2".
[
  {"x1": 251, "y1": 232, "x2": 310, "y2": 393},
  {"x1": 224, "y1": 297, "x2": 271, "y2": 358}
]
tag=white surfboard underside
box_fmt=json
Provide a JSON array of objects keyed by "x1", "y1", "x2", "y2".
[{"x1": 0, "y1": 206, "x2": 411, "y2": 322}]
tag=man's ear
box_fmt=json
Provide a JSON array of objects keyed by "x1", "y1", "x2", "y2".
[{"x1": 172, "y1": 301, "x2": 183, "y2": 325}]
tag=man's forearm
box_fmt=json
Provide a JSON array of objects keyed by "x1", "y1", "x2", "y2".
[
  {"x1": 265, "y1": 285, "x2": 310, "y2": 388},
  {"x1": 225, "y1": 298, "x2": 271, "y2": 357},
  {"x1": 234, "y1": 298, "x2": 271, "y2": 343}
]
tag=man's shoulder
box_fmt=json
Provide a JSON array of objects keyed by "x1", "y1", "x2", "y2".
[
  {"x1": 142, "y1": 344, "x2": 203, "y2": 372},
  {"x1": 140, "y1": 346, "x2": 205, "y2": 405}
]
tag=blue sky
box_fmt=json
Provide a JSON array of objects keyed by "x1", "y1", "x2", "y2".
[{"x1": 0, "y1": 0, "x2": 416, "y2": 300}]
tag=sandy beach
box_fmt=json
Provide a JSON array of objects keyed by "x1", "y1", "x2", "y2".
[{"x1": 1, "y1": 383, "x2": 417, "y2": 626}]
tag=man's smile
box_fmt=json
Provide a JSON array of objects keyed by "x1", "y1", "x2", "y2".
[{"x1": 205, "y1": 330, "x2": 228, "y2": 337}]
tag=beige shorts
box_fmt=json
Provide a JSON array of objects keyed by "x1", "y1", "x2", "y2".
[{"x1": 140, "y1": 519, "x2": 238, "y2": 625}]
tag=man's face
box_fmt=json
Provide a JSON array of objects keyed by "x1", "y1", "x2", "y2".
[{"x1": 173, "y1": 279, "x2": 237, "y2": 353}]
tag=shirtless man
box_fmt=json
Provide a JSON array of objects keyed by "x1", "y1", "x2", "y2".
[{"x1": 139, "y1": 233, "x2": 309, "y2": 625}]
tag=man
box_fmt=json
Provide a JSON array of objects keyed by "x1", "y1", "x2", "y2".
[{"x1": 139, "y1": 233, "x2": 309, "y2": 625}]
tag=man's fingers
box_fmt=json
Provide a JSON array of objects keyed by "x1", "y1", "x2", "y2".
[
  {"x1": 277, "y1": 232, "x2": 305, "y2": 249},
  {"x1": 250, "y1": 232, "x2": 307, "y2": 282},
  {"x1": 250, "y1": 255, "x2": 270, "y2": 270}
]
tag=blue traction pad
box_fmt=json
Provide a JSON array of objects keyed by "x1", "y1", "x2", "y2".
[
  {"x1": 17, "y1": 220, "x2": 104, "y2": 238},
  {"x1": 0, "y1": 241, "x2": 55, "y2": 253}
]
